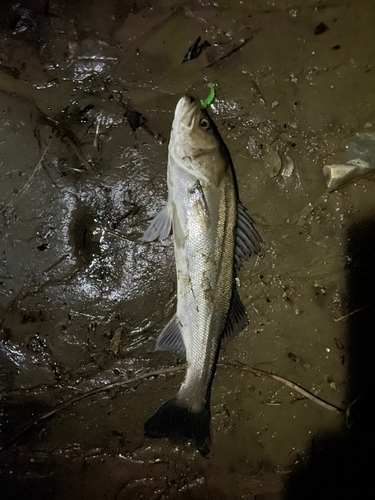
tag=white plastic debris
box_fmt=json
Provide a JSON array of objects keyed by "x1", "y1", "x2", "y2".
[
  {"x1": 323, "y1": 132, "x2": 375, "y2": 190},
  {"x1": 323, "y1": 158, "x2": 373, "y2": 190}
]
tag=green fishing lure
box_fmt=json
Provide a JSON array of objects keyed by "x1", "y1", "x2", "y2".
[{"x1": 200, "y1": 83, "x2": 215, "y2": 109}]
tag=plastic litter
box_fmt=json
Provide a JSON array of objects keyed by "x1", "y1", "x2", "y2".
[{"x1": 323, "y1": 132, "x2": 375, "y2": 190}]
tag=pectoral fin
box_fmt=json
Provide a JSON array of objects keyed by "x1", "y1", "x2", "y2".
[
  {"x1": 142, "y1": 205, "x2": 172, "y2": 241},
  {"x1": 234, "y1": 202, "x2": 262, "y2": 270},
  {"x1": 189, "y1": 180, "x2": 209, "y2": 228}
]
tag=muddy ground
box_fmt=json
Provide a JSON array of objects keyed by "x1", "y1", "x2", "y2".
[{"x1": 1, "y1": 1, "x2": 375, "y2": 499}]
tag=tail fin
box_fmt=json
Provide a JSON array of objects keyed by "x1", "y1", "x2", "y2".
[{"x1": 144, "y1": 398, "x2": 211, "y2": 457}]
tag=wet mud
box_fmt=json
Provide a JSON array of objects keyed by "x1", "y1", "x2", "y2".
[{"x1": 1, "y1": 1, "x2": 375, "y2": 499}]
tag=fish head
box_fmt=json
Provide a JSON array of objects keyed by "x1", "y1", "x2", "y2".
[{"x1": 169, "y1": 96, "x2": 229, "y2": 182}]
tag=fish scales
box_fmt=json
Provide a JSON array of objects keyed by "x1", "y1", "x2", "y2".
[
  {"x1": 142, "y1": 95, "x2": 262, "y2": 456},
  {"x1": 174, "y1": 174, "x2": 235, "y2": 407}
]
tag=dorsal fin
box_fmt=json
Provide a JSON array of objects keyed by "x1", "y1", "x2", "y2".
[{"x1": 234, "y1": 202, "x2": 262, "y2": 270}]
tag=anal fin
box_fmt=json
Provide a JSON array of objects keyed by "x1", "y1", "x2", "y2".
[
  {"x1": 221, "y1": 285, "x2": 249, "y2": 346},
  {"x1": 156, "y1": 315, "x2": 186, "y2": 359}
]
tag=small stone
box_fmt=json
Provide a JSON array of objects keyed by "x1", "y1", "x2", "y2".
[
  {"x1": 263, "y1": 148, "x2": 282, "y2": 178},
  {"x1": 323, "y1": 159, "x2": 374, "y2": 190},
  {"x1": 281, "y1": 155, "x2": 295, "y2": 177}
]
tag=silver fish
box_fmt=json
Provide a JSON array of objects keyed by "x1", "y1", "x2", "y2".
[{"x1": 143, "y1": 96, "x2": 262, "y2": 456}]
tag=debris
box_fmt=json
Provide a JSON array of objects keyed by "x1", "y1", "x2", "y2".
[
  {"x1": 263, "y1": 147, "x2": 282, "y2": 178},
  {"x1": 93, "y1": 110, "x2": 103, "y2": 149},
  {"x1": 333, "y1": 304, "x2": 370, "y2": 322},
  {"x1": 110, "y1": 327, "x2": 122, "y2": 354},
  {"x1": 0, "y1": 360, "x2": 344, "y2": 451},
  {"x1": 314, "y1": 22, "x2": 329, "y2": 35},
  {"x1": 206, "y1": 37, "x2": 252, "y2": 68},
  {"x1": 124, "y1": 107, "x2": 145, "y2": 132},
  {"x1": 323, "y1": 133, "x2": 375, "y2": 190},
  {"x1": 281, "y1": 154, "x2": 295, "y2": 177},
  {"x1": 78, "y1": 103, "x2": 95, "y2": 122},
  {"x1": 40, "y1": 113, "x2": 93, "y2": 170},
  {"x1": 121, "y1": 97, "x2": 165, "y2": 143},
  {"x1": 10, "y1": 3, "x2": 36, "y2": 34},
  {"x1": 323, "y1": 160, "x2": 373, "y2": 191},
  {"x1": 37, "y1": 243, "x2": 49, "y2": 251},
  {"x1": 182, "y1": 36, "x2": 211, "y2": 63},
  {"x1": 251, "y1": 79, "x2": 266, "y2": 106}
]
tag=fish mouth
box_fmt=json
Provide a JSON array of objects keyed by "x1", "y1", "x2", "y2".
[{"x1": 174, "y1": 95, "x2": 200, "y2": 129}]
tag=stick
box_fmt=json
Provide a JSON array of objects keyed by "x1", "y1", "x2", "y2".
[
  {"x1": 93, "y1": 110, "x2": 103, "y2": 149},
  {"x1": 41, "y1": 113, "x2": 92, "y2": 170},
  {"x1": 0, "y1": 366, "x2": 184, "y2": 451},
  {"x1": 222, "y1": 361, "x2": 344, "y2": 413},
  {"x1": 206, "y1": 37, "x2": 252, "y2": 68},
  {"x1": 0, "y1": 362, "x2": 344, "y2": 451},
  {"x1": 333, "y1": 305, "x2": 369, "y2": 322}
]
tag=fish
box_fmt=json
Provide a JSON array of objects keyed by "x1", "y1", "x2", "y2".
[{"x1": 142, "y1": 95, "x2": 262, "y2": 456}]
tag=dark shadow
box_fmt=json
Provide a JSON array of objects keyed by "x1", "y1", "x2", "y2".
[
  {"x1": 0, "y1": 399, "x2": 58, "y2": 500},
  {"x1": 284, "y1": 217, "x2": 375, "y2": 499}
]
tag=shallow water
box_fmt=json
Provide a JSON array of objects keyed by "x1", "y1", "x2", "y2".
[{"x1": 1, "y1": 1, "x2": 375, "y2": 498}]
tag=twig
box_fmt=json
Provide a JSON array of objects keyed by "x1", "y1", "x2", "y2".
[
  {"x1": 41, "y1": 113, "x2": 92, "y2": 170},
  {"x1": 0, "y1": 366, "x2": 184, "y2": 451},
  {"x1": 63, "y1": 136, "x2": 92, "y2": 170},
  {"x1": 206, "y1": 37, "x2": 252, "y2": 68},
  {"x1": 223, "y1": 361, "x2": 344, "y2": 413},
  {"x1": 93, "y1": 110, "x2": 103, "y2": 149},
  {"x1": 250, "y1": 79, "x2": 266, "y2": 106},
  {"x1": 0, "y1": 361, "x2": 344, "y2": 451},
  {"x1": 333, "y1": 305, "x2": 370, "y2": 322}
]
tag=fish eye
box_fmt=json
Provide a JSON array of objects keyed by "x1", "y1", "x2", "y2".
[{"x1": 199, "y1": 118, "x2": 210, "y2": 130}]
